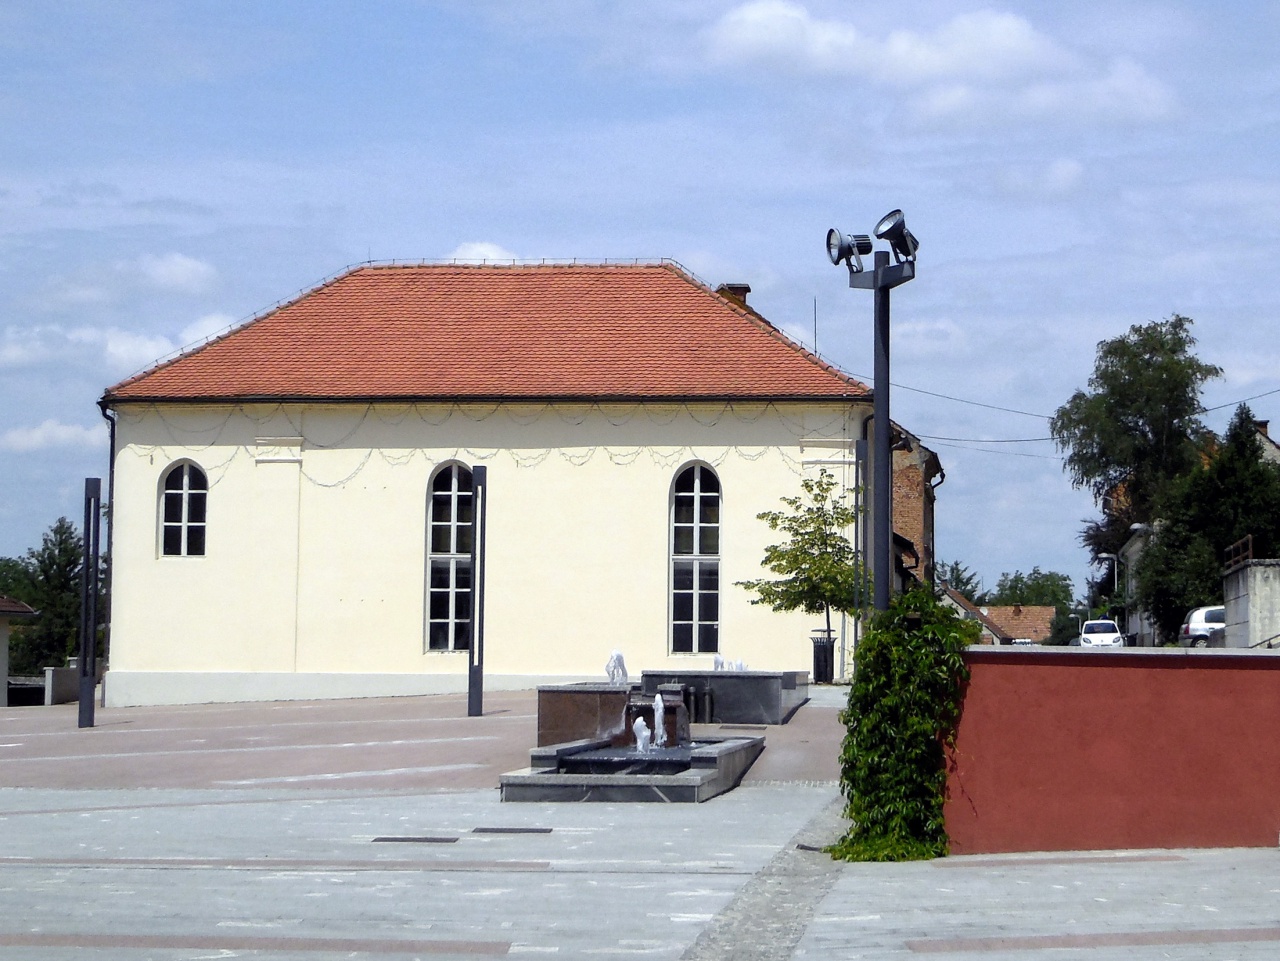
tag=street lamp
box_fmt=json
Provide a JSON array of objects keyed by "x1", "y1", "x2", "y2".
[
  {"x1": 826, "y1": 210, "x2": 918, "y2": 611},
  {"x1": 1097, "y1": 552, "x2": 1125, "y2": 632}
]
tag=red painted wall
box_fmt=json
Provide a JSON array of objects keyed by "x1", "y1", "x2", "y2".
[{"x1": 945, "y1": 649, "x2": 1280, "y2": 854}]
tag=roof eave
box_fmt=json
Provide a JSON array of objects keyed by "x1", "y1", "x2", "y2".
[{"x1": 102, "y1": 391, "x2": 872, "y2": 407}]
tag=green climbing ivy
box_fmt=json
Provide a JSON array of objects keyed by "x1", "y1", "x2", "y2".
[{"x1": 830, "y1": 587, "x2": 978, "y2": 862}]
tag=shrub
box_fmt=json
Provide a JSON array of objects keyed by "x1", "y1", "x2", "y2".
[{"x1": 830, "y1": 587, "x2": 977, "y2": 862}]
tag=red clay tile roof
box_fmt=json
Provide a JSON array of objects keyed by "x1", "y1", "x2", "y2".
[
  {"x1": 983, "y1": 605, "x2": 1055, "y2": 643},
  {"x1": 104, "y1": 262, "x2": 869, "y2": 404},
  {"x1": 0, "y1": 595, "x2": 35, "y2": 617},
  {"x1": 940, "y1": 585, "x2": 1009, "y2": 641}
]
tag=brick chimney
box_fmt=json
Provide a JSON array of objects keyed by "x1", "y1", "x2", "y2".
[
  {"x1": 716, "y1": 283, "x2": 751, "y2": 306},
  {"x1": 1256, "y1": 419, "x2": 1270, "y2": 437}
]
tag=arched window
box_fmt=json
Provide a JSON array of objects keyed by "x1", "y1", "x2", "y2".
[
  {"x1": 426, "y1": 464, "x2": 473, "y2": 651},
  {"x1": 671, "y1": 464, "x2": 719, "y2": 653},
  {"x1": 160, "y1": 462, "x2": 207, "y2": 556}
]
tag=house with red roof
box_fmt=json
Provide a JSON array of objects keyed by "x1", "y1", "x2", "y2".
[
  {"x1": 99, "y1": 261, "x2": 938, "y2": 705},
  {"x1": 1, "y1": 595, "x2": 36, "y2": 707}
]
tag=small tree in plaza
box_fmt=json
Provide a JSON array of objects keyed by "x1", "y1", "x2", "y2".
[{"x1": 735, "y1": 469, "x2": 865, "y2": 637}]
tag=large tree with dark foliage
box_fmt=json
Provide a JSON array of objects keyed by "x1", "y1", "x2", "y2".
[
  {"x1": 1135, "y1": 404, "x2": 1280, "y2": 642},
  {"x1": 937, "y1": 559, "x2": 982, "y2": 603},
  {"x1": 1050, "y1": 315, "x2": 1222, "y2": 559},
  {"x1": 2, "y1": 517, "x2": 98, "y2": 675}
]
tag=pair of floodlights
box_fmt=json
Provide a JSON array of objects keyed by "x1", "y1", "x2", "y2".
[{"x1": 826, "y1": 209, "x2": 919, "y2": 276}]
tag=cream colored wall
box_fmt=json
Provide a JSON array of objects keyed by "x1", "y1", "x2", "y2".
[{"x1": 107, "y1": 401, "x2": 866, "y2": 702}]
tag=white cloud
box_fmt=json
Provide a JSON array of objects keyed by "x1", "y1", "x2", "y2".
[
  {"x1": 704, "y1": 3, "x2": 1173, "y2": 127},
  {"x1": 36, "y1": 252, "x2": 219, "y2": 311},
  {"x1": 1015, "y1": 58, "x2": 1174, "y2": 124},
  {"x1": 66, "y1": 326, "x2": 176, "y2": 372},
  {"x1": 178, "y1": 312, "x2": 236, "y2": 346},
  {"x1": 447, "y1": 242, "x2": 518, "y2": 262},
  {"x1": 1, "y1": 419, "x2": 108, "y2": 452},
  {"x1": 1, "y1": 326, "x2": 49, "y2": 367},
  {"x1": 707, "y1": 5, "x2": 1067, "y2": 82},
  {"x1": 135, "y1": 252, "x2": 218, "y2": 293},
  {"x1": 878, "y1": 11, "x2": 1072, "y2": 86},
  {"x1": 2, "y1": 323, "x2": 176, "y2": 373},
  {"x1": 706, "y1": 0, "x2": 861, "y2": 73}
]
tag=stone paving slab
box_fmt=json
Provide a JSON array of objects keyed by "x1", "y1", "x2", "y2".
[{"x1": 3, "y1": 686, "x2": 1280, "y2": 958}]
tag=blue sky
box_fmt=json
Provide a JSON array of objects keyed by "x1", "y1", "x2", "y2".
[{"x1": 3, "y1": 1, "x2": 1279, "y2": 600}]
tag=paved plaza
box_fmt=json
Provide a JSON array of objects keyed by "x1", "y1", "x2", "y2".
[{"x1": 2, "y1": 686, "x2": 1279, "y2": 959}]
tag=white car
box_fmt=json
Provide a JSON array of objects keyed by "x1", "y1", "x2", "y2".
[{"x1": 1079, "y1": 619, "x2": 1124, "y2": 649}]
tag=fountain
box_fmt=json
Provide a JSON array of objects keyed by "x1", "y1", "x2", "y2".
[
  {"x1": 501, "y1": 676, "x2": 764, "y2": 803},
  {"x1": 605, "y1": 650, "x2": 628, "y2": 685}
]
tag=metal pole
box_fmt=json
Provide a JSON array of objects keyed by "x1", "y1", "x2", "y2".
[
  {"x1": 467, "y1": 465, "x2": 487, "y2": 717},
  {"x1": 78, "y1": 478, "x2": 101, "y2": 729},
  {"x1": 872, "y1": 250, "x2": 892, "y2": 611}
]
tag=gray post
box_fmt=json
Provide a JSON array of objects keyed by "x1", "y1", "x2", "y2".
[
  {"x1": 872, "y1": 251, "x2": 892, "y2": 611},
  {"x1": 467, "y1": 466, "x2": 487, "y2": 717},
  {"x1": 78, "y1": 478, "x2": 102, "y2": 729}
]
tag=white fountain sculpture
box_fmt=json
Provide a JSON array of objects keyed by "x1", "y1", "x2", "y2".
[
  {"x1": 652, "y1": 693, "x2": 667, "y2": 749},
  {"x1": 632, "y1": 716, "x2": 652, "y2": 754},
  {"x1": 605, "y1": 650, "x2": 628, "y2": 685},
  {"x1": 712, "y1": 653, "x2": 725, "y2": 671}
]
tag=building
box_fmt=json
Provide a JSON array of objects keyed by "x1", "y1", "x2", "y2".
[
  {"x1": 99, "y1": 261, "x2": 938, "y2": 705},
  {"x1": 939, "y1": 585, "x2": 1054, "y2": 645},
  {"x1": 1, "y1": 595, "x2": 36, "y2": 708}
]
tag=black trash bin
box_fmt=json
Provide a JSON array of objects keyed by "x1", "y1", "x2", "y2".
[{"x1": 811, "y1": 631, "x2": 835, "y2": 684}]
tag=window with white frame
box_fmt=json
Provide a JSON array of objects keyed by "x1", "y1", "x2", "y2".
[
  {"x1": 160, "y1": 462, "x2": 207, "y2": 556},
  {"x1": 671, "y1": 464, "x2": 719, "y2": 653},
  {"x1": 426, "y1": 463, "x2": 473, "y2": 651}
]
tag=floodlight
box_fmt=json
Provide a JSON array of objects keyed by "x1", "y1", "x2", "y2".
[
  {"x1": 873, "y1": 209, "x2": 919, "y2": 264},
  {"x1": 825, "y1": 229, "x2": 873, "y2": 272}
]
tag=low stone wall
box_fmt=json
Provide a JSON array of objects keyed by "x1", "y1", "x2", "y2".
[
  {"x1": 639, "y1": 670, "x2": 809, "y2": 724},
  {"x1": 44, "y1": 666, "x2": 80, "y2": 706},
  {"x1": 946, "y1": 648, "x2": 1280, "y2": 853}
]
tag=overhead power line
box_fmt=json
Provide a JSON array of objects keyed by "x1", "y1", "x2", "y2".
[
  {"x1": 1203, "y1": 386, "x2": 1280, "y2": 413},
  {"x1": 844, "y1": 372, "x2": 1053, "y2": 420},
  {"x1": 925, "y1": 440, "x2": 1064, "y2": 461},
  {"x1": 916, "y1": 434, "x2": 1053, "y2": 444}
]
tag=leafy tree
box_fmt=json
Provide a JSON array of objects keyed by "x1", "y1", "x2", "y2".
[
  {"x1": 937, "y1": 559, "x2": 981, "y2": 603},
  {"x1": 979, "y1": 566, "x2": 1078, "y2": 645},
  {"x1": 1050, "y1": 315, "x2": 1221, "y2": 558},
  {"x1": 831, "y1": 587, "x2": 978, "y2": 861},
  {"x1": 736, "y1": 469, "x2": 865, "y2": 637},
  {"x1": 1135, "y1": 404, "x2": 1280, "y2": 641},
  {"x1": 981, "y1": 567, "x2": 1073, "y2": 610},
  {"x1": 5, "y1": 518, "x2": 99, "y2": 676},
  {"x1": 0, "y1": 556, "x2": 30, "y2": 601}
]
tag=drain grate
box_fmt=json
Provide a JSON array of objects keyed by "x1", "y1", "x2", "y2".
[
  {"x1": 371, "y1": 836, "x2": 459, "y2": 844},
  {"x1": 471, "y1": 827, "x2": 552, "y2": 835}
]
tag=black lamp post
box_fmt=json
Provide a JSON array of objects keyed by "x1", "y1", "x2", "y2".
[{"x1": 826, "y1": 210, "x2": 919, "y2": 611}]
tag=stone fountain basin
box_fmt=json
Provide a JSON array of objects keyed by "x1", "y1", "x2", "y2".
[{"x1": 500, "y1": 735, "x2": 765, "y2": 803}]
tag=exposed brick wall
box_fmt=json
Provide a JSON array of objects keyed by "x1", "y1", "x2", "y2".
[{"x1": 893, "y1": 452, "x2": 934, "y2": 583}]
